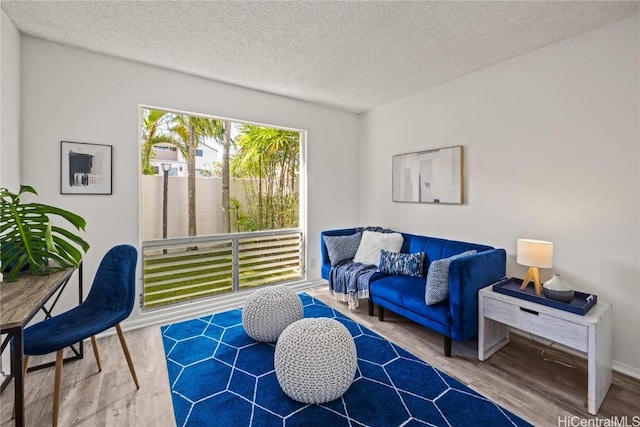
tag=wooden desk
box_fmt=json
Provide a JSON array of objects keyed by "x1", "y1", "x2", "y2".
[{"x1": 1, "y1": 267, "x2": 83, "y2": 427}]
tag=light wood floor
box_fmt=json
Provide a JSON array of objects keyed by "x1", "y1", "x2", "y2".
[{"x1": 2, "y1": 286, "x2": 639, "y2": 426}]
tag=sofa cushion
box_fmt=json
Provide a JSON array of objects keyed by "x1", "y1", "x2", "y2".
[
  {"x1": 406, "y1": 234, "x2": 492, "y2": 271},
  {"x1": 353, "y1": 231, "x2": 403, "y2": 266},
  {"x1": 378, "y1": 250, "x2": 425, "y2": 277},
  {"x1": 425, "y1": 250, "x2": 477, "y2": 305},
  {"x1": 370, "y1": 275, "x2": 451, "y2": 326},
  {"x1": 323, "y1": 232, "x2": 362, "y2": 266}
]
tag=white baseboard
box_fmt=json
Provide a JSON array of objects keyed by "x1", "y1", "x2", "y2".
[{"x1": 612, "y1": 360, "x2": 640, "y2": 379}]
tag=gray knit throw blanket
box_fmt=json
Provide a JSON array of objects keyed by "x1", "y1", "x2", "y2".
[{"x1": 328, "y1": 261, "x2": 377, "y2": 310}]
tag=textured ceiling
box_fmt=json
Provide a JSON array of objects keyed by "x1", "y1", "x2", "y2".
[{"x1": 2, "y1": 1, "x2": 638, "y2": 113}]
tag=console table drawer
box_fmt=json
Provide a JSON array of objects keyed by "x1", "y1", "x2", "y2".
[{"x1": 483, "y1": 297, "x2": 588, "y2": 352}]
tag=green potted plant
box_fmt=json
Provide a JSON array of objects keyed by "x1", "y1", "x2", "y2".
[{"x1": 0, "y1": 185, "x2": 90, "y2": 282}]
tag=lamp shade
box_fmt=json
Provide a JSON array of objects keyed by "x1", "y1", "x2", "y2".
[{"x1": 517, "y1": 239, "x2": 553, "y2": 268}]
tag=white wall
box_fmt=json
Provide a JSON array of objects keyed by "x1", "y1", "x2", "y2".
[
  {"x1": 0, "y1": 9, "x2": 22, "y2": 379},
  {"x1": 19, "y1": 36, "x2": 359, "y2": 325},
  {"x1": 1, "y1": 10, "x2": 21, "y2": 189},
  {"x1": 359, "y1": 15, "x2": 640, "y2": 375}
]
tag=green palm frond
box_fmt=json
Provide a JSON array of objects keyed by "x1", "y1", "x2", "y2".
[
  {"x1": 141, "y1": 109, "x2": 182, "y2": 175},
  {"x1": 0, "y1": 185, "x2": 89, "y2": 282},
  {"x1": 141, "y1": 134, "x2": 180, "y2": 174}
]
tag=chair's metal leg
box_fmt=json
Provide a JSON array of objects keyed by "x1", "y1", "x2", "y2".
[
  {"x1": 115, "y1": 324, "x2": 140, "y2": 389},
  {"x1": 91, "y1": 335, "x2": 102, "y2": 372},
  {"x1": 53, "y1": 350, "x2": 64, "y2": 427},
  {"x1": 12, "y1": 356, "x2": 30, "y2": 419}
]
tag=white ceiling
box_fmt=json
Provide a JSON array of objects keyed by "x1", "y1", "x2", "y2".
[{"x1": 2, "y1": 1, "x2": 638, "y2": 113}]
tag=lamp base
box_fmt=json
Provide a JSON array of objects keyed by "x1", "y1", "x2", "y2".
[{"x1": 520, "y1": 266, "x2": 542, "y2": 296}]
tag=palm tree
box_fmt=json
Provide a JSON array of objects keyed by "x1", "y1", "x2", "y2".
[
  {"x1": 221, "y1": 121, "x2": 232, "y2": 233},
  {"x1": 140, "y1": 110, "x2": 177, "y2": 175},
  {"x1": 198, "y1": 120, "x2": 233, "y2": 233},
  {"x1": 171, "y1": 115, "x2": 223, "y2": 238},
  {"x1": 195, "y1": 120, "x2": 233, "y2": 233}
]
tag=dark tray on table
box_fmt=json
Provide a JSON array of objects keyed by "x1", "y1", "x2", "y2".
[{"x1": 492, "y1": 277, "x2": 597, "y2": 315}]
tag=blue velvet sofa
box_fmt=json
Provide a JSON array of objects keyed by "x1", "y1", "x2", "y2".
[{"x1": 321, "y1": 228, "x2": 506, "y2": 356}]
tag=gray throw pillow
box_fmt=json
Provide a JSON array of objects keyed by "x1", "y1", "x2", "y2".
[
  {"x1": 425, "y1": 250, "x2": 477, "y2": 305},
  {"x1": 323, "y1": 232, "x2": 362, "y2": 266}
]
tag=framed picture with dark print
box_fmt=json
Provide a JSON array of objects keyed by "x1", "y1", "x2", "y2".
[
  {"x1": 60, "y1": 141, "x2": 112, "y2": 195},
  {"x1": 392, "y1": 145, "x2": 463, "y2": 204}
]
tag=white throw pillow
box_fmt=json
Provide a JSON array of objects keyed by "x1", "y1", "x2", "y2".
[{"x1": 353, "y1": 231, "x2": 403, "y2": 266}]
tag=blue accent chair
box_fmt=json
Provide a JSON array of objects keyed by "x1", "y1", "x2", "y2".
[{"x1": 18, "y1": 244, "x2": 140, "y2": 427}]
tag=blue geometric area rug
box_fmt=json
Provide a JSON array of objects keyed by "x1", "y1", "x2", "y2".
[{"x1": 161, "y1": 293, "x2": 531, "y2": 427}]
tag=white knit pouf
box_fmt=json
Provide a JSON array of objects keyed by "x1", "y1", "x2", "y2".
[
  {"x1": 242, "y1": 286, "x2": 303, "y2": 342},
  {"x1": 274, "y1": 318, "x2": 357, "y2": 404}
]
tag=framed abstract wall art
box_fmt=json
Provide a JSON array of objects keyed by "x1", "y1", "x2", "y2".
[
  {"x1": 392, "y1": 145, "x2": 463, "y2": 204},
  {"x1": 60, "y1": 141, "x2": 112, "y2": 195}
]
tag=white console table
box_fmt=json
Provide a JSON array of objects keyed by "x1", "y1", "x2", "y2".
[{"x1": 478, "y1": 285, "x2": 612, "y2": 415}]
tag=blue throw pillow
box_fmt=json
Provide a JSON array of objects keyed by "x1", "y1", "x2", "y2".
[
  {"x1": 323, "y1": 232, "x2": 362, "y2": 266},
  {"x1": 378, "y1": 250, "x2": 425, "y2": 277},
  {"x1": 425, "y1": 250, "x2": 477, "y2": 305}
]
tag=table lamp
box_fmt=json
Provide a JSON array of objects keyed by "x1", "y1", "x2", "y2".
[{"x1": 517, "y1": 239, "x2": 553, "y2": 296}]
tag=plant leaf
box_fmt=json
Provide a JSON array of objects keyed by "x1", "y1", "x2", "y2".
[{"x1": 0, "y1": 186, "x2": 90, "y2": 281}]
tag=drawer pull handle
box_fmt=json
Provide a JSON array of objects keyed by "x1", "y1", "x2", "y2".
[{"x1": 520, "y1": 307, "x2": 539, "y2": 315}]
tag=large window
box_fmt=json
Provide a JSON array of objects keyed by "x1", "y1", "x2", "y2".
[{"x1": 139, "y1": 107, "x2": 304, "y2": 308}]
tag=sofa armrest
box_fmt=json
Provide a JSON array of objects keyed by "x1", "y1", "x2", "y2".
[
  {"x1": 448, "y1": 248, "x2": 506, "y2": 341},
  {"x1": 320, "y1": 228, "x2": 360, "y2": 280}
]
